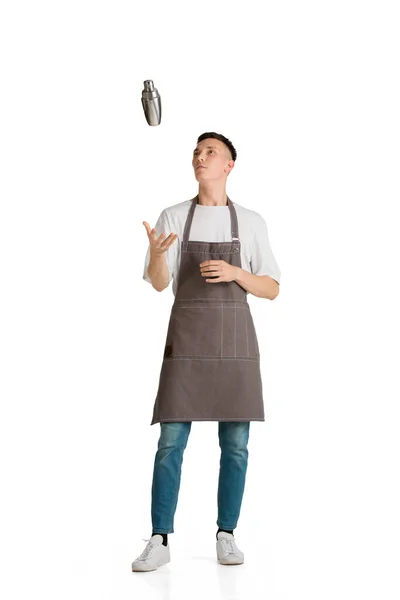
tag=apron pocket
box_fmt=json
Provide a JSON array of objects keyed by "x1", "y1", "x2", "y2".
[
  {"x1": 167, "y1": 305, "x2": 223, "y2": 357},
  {"x1": 222, "y1": 304, "x2": 259, "y2": 358},
  {"x1": 245, "y1": 308, "x2": 260, "y2": 358},
  {"x1": 165, "y1": 302, "x2": 259, "y2": 359}
]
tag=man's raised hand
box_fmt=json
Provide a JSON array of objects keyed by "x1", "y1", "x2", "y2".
[{"x1": 143, "y1": 221, "x2": 178, "y2": 256}]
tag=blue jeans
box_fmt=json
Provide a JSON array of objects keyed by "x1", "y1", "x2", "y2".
[{"x1": 151, "y1": 421, "x2": 250, "y2": 534}]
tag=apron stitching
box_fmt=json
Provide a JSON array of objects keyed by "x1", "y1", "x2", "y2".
[
  {"x1": 181, "y1": 250, "x2": 237, "y2": 254},
  {"x1": 163, "y1": 356, "x2": 259, "y2": 361},
  {"x1": 245, "y1": 310, "x2": 249, "y2": 358},
  {"x1": 183, "y1": 242, "x2": 235, "y2": 246},
  {"x1": 234, "y1": 304, "x2": 236, "y2": 358},
  {"x1": 221, "y1": 304, "x2": 224, "y2": 358},
  {"x1": 156, "y1": 418, "x2": 263, "y2": 422},
  {"x1": 174, "y1": 304, "x2": 247, "y2": 311},
  {"x1": 173, "y1": 300, "x2": 248, "y2": 304}
]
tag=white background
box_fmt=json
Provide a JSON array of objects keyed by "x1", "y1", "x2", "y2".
[{"x1": 1, "y1": 1, "x2": 399, "y2": 599}]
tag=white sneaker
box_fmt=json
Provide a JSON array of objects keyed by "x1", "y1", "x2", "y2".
[
  {"x1": 216, "y1": 531, "x2": 244, "y2": 565},
  {"x1": 131, "y1": 534, "x2": 170, "y2": 572}
]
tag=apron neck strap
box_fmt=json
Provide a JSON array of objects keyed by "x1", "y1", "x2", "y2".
[{"x1": 183, "y1": 195, "x2": 239, "y2": 244}]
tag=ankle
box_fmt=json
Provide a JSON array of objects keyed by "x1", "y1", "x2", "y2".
[
  {"x1": 152, "y1": 532, "x2": 168, "y2": 547},
  {"x1": 216, "y1": 527, "x2": 234, "y2": 540}
]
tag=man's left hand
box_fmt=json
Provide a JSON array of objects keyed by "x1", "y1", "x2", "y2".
[{"x1": 199, "y1": 260, "x2": 239, "y2": 283}]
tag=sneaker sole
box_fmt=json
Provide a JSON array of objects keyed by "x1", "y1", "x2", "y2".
[
  {"x1": 217, "y1": 557, "x2": 244, "y2": 565},
  {"x1": 131, "y1": 557, "x2": 170, "y2": 572}
]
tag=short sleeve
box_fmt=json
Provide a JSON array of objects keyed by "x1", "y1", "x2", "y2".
[
  {"x1": 250, "y1": 215, "x2": 281, "y2": 284},
  {"x1": 143, "y1": 210, "x2": 174, "y2": 285}
]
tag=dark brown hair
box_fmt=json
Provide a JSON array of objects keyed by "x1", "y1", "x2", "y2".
[{"x1": 196, "y1": 132, "x2": 237, "y2": 162}]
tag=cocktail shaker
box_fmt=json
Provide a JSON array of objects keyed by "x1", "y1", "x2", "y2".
[{"x1": 141, "y1": 80, "x2": 161, "y2": 126}]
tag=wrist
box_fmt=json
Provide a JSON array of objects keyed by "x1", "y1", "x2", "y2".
[
  {"x1": 150, "y1": 249, "x2": 165, "y2": 261},
  {"x1": 233, "y1": 266, "x2": 242, "y2": 282}
]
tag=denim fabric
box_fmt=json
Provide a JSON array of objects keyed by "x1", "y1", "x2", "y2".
[{"x1": 151, "y1": 421, "x2": 250, "y2": 533}]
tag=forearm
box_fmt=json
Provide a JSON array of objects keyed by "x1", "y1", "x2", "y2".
[
  {"x1": 234, "y1": 267, "x2": 279, "y2": 300},
  {"x1": 147, "y1": 251, "x2": 170, "y2": 291}
]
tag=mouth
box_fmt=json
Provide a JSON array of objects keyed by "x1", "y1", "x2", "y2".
[{"x1": 196, "y1": 166, "x2": 206, "y2": 170}]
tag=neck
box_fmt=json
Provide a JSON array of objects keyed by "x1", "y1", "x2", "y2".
[{"x1": 197, "y1": 182, "x2": 228, "y2": 206}]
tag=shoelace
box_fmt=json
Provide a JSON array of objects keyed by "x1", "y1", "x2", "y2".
[
  {"x1": 220, "y1": 537, "x2": 239, "y2": 554},
  {"x1": 137, "y1": 539, "x2": 157, "y2": 561}
]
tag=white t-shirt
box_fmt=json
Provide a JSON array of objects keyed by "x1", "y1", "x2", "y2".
[{"x1": 143, "y1": 199, "x2": 281, "y2": 296}]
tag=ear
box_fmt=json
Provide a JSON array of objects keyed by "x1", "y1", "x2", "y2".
[{"x1": 225, "y1": 160, "x2": 235, "y2": 174}]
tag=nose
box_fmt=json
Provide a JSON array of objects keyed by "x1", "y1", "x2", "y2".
[
  {"x1": 195, "y1": 156, "x2": 204, "y2": 167},
  {"x1": 194, "y1": 151, "x2": 205, "y2": 165}
]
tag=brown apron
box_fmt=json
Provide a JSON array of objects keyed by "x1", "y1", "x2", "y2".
[{"x1": 150, "y1": 195, "x2": 265, "y2": 425}]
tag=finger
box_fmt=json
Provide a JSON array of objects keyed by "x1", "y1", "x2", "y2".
[
  {"x1": 157, "y1": 233, "x2": 167, "y2": 244},
  {"x1": 158, "y1": 232, "x2": 175, "y2": 244},
  {"x1": 143, "y1": 223, "x2": 157, "y2": 240},
  {"x1": 143, "y1": 221, "x2": 153, "y2": 237},
  {"x1": 163, "y1": 234, "x2": 178, "y2": 249},
  {"x1": 200, "y1": 260, "x2": 220, "y2": 267},
  {"x1": 205, "y1": 277, "x2": 222, "y2": 283},
  {"x1": 155, "y1": 233, "x2": 167, "y2": 246},
  {"x1": 156, "y1": 233, "x2": 175, "y2": 250},
  {"x1": 157, "y1": 233, "x2": 177, "y2": 251}
]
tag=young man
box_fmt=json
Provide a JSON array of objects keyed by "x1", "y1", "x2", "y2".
[{"x1": 131, "y1": 132, "x2": 281, "y2": 572}]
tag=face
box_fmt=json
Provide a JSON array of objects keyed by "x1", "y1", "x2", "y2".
[{"x1": 192, "y1": 138, "x2": 234, "y2": 181}]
